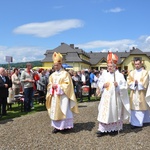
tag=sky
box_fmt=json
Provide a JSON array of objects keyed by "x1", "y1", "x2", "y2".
[{"x1": 0, "y1": 0, "x2": 150, "y2": 64}]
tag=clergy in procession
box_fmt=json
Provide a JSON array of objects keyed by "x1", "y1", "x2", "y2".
[
  {"x1": 46, "y1": 52, "x2": 79, "y2": 134},
  {"x1": 146, "y1": 70, "x2": 150, "y2": 109},
  {"x1": 97, "y1": 52, "x2": 130, "y2": 137},
  {"x1": 127, "y1": 58, "x2": 150, "y2": 129}
]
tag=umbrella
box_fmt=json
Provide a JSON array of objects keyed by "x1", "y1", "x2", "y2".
[{"x1": 62, "y1": 64, "x2": 73, "y2": 68}]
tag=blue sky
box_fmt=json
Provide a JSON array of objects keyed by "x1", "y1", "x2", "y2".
[{"x1": 0, "y1": 0, "x2": 150, "y2": 64}]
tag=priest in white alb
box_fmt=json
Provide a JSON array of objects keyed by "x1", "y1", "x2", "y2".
[
  {"x1": 46, "y1": 52, "x2": 79, "y2": 133},
  {"x1": 127, "y1": 58, "x2": 150, "y2": 129},
  {"x1": 97, "y1": 52, "x2": 130, "y2": 137}
]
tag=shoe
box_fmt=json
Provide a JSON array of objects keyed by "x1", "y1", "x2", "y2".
[
  {"x1": 109, "y1": 131, "x2": 118, "y2": 135},
  {"x1": 130, "y1": 125, "x2": 142, "y2": 129},
  {"x1": 97, "y1": 131, "x2": 106, "y2": 137},
  {"x1": 52, "y1": 128, "x2": 60, "y2": 134},
  {"x1": 61, "y1": 128, "x2": 71, "y2": 133}
]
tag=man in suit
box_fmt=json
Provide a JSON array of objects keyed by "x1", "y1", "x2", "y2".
[{"x1": 0, "y1": 67, "x2": 12, "y2": 117}]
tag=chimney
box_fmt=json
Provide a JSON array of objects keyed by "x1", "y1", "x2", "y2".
[
  {"x1": 61, "y1": 42, "x2": 64, "y2": 45},
  {"x1": 70, "y1": 44, "x2": 74, "y2": 49}
]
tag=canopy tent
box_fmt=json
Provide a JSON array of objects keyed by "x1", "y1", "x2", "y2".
[{"x1": 62, "y1": 64, "x2": 73, "y2": 69}]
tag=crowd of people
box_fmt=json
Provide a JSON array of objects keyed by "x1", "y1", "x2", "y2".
[
  {"x1": 0, "y1": 51, "x2": 150, "y2": 138},
  {"x1": 0, "y1": 63, "x2": 51, "y2": 117}
]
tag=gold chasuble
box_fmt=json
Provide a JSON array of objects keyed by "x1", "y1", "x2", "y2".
[
  {"x1": 46, "y1": 69, "x2": 79, "y2": 120},
  {"x1": 127, "y1": 69, "x2": 149, "y2": 110}
]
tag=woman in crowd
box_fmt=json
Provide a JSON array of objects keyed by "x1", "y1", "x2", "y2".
[{"x1": 11, "y1": 68, "x2": 21, "y2": 95}]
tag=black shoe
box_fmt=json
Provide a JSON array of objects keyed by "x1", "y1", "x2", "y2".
[
  {"x1": 109, "y1": 131, "x2": 118, "y2": 136},
  {"x1": 130, "y1": 125, "x2": 142, "y2": 129},
  {"x1": 61, "y1": 128, "x2": 72, "y2": 133},
  {"x1": 97, "y1": 131, "x2": 106, "y2": 137},
  {"x1": 52, "y1": 128, "x2": 60, "y2": 134}
]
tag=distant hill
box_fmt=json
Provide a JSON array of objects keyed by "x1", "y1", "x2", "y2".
[{"x1": 0, "y1": 60, "x2": 42, "y2": 69}]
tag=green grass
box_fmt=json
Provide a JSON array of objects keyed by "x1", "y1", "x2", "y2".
[{"x1": 0, "y1": 102, "x2": 46, "y2": 121}]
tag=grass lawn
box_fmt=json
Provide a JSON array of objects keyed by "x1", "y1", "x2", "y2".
[{"x1": 0, "y1": 102, "x2": 46, "y2": 121}]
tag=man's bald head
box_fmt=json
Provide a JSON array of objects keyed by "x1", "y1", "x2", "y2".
[{"x1": 0, "y1": 67, "x2": 5, "y2": 76}]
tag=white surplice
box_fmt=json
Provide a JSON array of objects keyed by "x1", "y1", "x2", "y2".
[
  {"x1": 128, "y1": 69, "x2": 150, "y2": 126},
  {"x1": 97, "y1": 71, "x2": 130, "y2": 132}
]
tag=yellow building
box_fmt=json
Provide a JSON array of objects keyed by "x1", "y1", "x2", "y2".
[{"x1": 42, "y1": 43, "x2": 150, "y2": 71}]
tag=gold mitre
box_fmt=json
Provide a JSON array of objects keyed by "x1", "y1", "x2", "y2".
[{"x1": 52, "y1": 52, "x2": 63, "y2": 64}]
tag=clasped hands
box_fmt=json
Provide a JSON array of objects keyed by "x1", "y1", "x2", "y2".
[{"x1": 52, "y1": 84, "x2": 57, "y2": 89}]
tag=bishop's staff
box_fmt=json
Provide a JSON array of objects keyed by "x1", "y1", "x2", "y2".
[{"x1": 107, "y1": 52, "x2": 119, "y2": 135}]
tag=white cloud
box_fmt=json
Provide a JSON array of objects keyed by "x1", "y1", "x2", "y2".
[
  {"x1": 0, "y1": 46, "x2": 46, "y2": 64},
  {"x1": 76, "y1": 36, "x2": 150, "y2": 52},
  {"x1": 136, "y1": 35, "x2": 150, "y2": 52},
  {"x1": 13, "y1": 19, "x2": 84, "y2": 38},
  {"x1": 104, "y1": 7, "x2": 125, "y2": 13},
  {"x1": 76, "y1": 39, "x2": 135, "y2": 52}
]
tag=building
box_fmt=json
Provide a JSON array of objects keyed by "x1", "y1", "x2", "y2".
[{"x1": 42, "y1": 43, "x2": 150, "y2": 71}]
